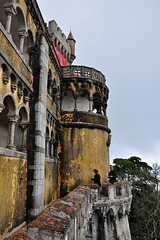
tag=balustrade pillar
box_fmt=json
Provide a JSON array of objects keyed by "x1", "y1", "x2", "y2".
[
  {"x1": 4, "y1": 4, "x2": 16, "y2": 33},
  {"x1": 7, "y1": 115, "x2": 19, "y2": 150},
  {"x1": 20, "y1": 123, "x2": 28, "y2": 152}
]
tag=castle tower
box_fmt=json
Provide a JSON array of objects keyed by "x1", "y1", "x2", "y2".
[{"x1": 59, "y1": 66, "x2": 111, "y2": 196}]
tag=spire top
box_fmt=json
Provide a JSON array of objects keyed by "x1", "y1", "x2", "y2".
[{"x1": 67, "y1": 31, "x2": 75, "y2": 41}]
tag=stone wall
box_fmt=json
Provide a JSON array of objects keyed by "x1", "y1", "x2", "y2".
[{"x1": 8, "y1": 182, "x2": 132, "y2": 240}]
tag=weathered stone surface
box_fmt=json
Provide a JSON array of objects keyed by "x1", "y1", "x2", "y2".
[{"x1": 8, "y1": 183, "x2": 132, "y2": 240}]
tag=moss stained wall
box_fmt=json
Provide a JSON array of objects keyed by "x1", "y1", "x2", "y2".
[
  {"x1": 44, "y1": 161, "x2": 58, "y2": 207},
  {"x1": 0, "y1": 155, "x2": 27, "y2": 239},
  {"x1": 59, "y1": 127, "x2": 109, "y2": 195}
]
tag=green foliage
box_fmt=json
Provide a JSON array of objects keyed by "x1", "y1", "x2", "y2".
[
  {"x1": 113, "y1": 156, "x2": 152, "y2": 181},
  {"x1": 113, "y1": 156, "x2": 160, "y2": 240}
]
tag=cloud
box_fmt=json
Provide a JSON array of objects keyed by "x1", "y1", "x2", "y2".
[{"x1": 110, "y1": 142, "x2": 160, "y2": 167}]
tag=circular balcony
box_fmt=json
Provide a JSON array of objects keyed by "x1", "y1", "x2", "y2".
[{"x1": 62, "y1": 65, "x2": 106, "y2": 85}]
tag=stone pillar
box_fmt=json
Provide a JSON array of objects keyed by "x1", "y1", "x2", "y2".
[
  {"x1": 4, "y1": 4, "x2": 16, "y2": 33},
  {"x1": 103, "y1": 103, "x2": 107, "y2": 116},
  {"x1": 18, "y1": 29, "x2": 28, "y2": 53},
  {"x1": 108, "y1": 185, "x2": 116, "y2": 200},
  {"x1": 28, "y1": 31, "x2": 49, "y2": 218},
  {"x1": 7, "y1": 115, "x2": 19, "y2": 150},
  {"x1": 74, "y1": 95, "x2": 78, "y2": 111},
  {"x1": 89, "y1": 97, "x2": 93, "y2": 112},
  {"x1": 45, "y1": 137, "x2": 50, "y2": 158},
  {"x1": 20, "y1": 123, "x2": 28, "y2": 152},
  {"x1": 50, "y1": 140, "x2": 54, "y2": 158}
]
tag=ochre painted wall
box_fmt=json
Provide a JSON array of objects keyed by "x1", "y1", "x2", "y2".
[
  {"x1": 0, "y1": 156, "x2": 27, "y2": 239},
  {"x1": 44, "y1": 161, "x2": 58, "y2": 207},
  {"x1": 59, "y1": 127, "x2": 109, "y2": 195}
]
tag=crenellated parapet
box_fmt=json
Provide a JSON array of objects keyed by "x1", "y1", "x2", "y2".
[
  {"x1": 48, "y1": 20, "x2": 76, "y2": 66},
  {"x1": 9, "y1": 183, "x2": 132, "y2": 240}
]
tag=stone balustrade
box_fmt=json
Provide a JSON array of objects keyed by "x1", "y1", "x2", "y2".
[
  {"x1": 8, "y1": 182, "x2": 132, "y2": 240},
  {"x1": 62, "y1": 65, "x2": 106, "y2": 85},
  {"x1": 102, "y1": 181, "x2": 132, "y2": 200}
]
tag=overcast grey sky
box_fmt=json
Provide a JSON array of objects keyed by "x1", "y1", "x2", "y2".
[{"x1": 37, "y1": 0, "x2": 160, "y2": 166}]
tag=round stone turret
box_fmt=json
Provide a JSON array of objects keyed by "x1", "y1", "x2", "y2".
[{"x1": 59, "y1": 65, "x2": 111, "y2": 196}]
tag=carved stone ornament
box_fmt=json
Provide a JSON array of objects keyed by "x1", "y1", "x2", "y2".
[
  {"x1": 11, "y1": 83, "x2": 17, "y2": 93},
  {"x1": 3, "y1": 72, "x2": 9, "y2": 85},
  {"x1": 18, "y1": 89, "x2": 23, "y2": 99},
  {"x1": 24, "y1": 96, "x2": 29, "y2": 104},
  {"x1": 3, "y1": 4, "x2": 17, "y2": 16}
]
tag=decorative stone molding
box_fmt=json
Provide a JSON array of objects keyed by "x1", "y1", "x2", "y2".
[
  {"x1": 11, "y1": 83, "x2": 17, "y2": 93},
  {"x1": 3, "y1": 72, "x2": 9, "y2": 84},
  {"x1": 23, "y1": 96, "x2": 29, "y2": 104}
]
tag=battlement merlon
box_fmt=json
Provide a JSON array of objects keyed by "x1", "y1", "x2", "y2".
[{"x1": 48, "y1": 20, "x2": 76, "y2": 65}]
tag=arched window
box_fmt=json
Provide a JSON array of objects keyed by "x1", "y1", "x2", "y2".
[
  {"x1": 62, "y1": 89, "x2": 75, "y2": 111},
  {"x1": 77, "y1": 90, "x2": 89, "y2": 111},
  {"x1": 118, "y1": 206, "x2": 123, "y2": 220},
  {"x1": 15, "y1": 106, "x2": 29, "y2": 151},
  {"x1": 89, "y1": 210, "x2": 105, "y2": 240},
  {"x1": 0, "y1": 94, "x2": 16, "y2": 149},
  {"x1": 10, "y1": 4, "x2": 27, "y2": 52},
  {"x1": 23, "y1": 29, "x2": 35, "y2": 66},
  {"x1": 106, "y1": 208, "x2": 116, "y2": 239}
]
